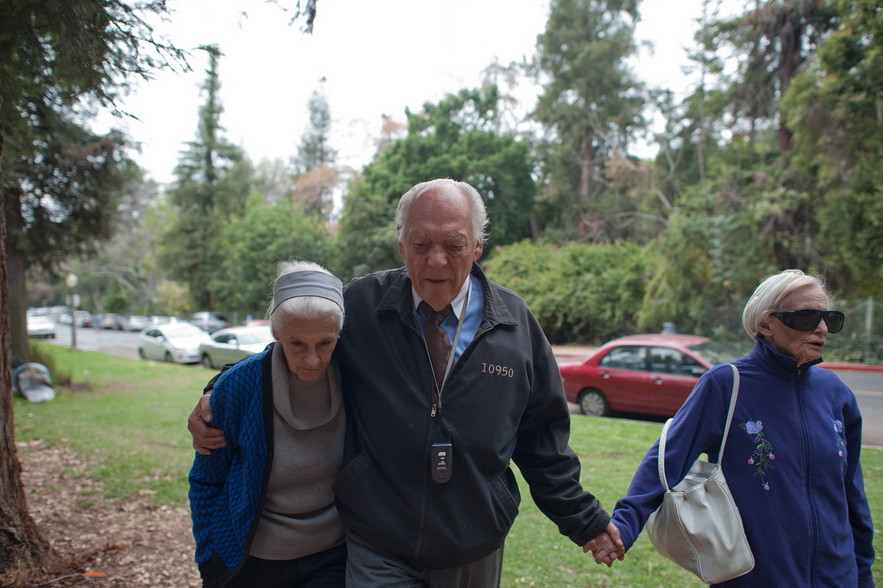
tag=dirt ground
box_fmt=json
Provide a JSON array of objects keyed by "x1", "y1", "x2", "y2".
[{"x1": 17, "y1": 441, "x2": 201, "y2": 587}]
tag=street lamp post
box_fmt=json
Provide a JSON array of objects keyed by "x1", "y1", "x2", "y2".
[{"x1": 66, "y1": 273, "x2": 78, "y2": 349}]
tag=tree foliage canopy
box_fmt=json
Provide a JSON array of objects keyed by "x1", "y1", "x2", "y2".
[
  {"x1": 211, "y1": 194, "x2": 333, "y2": 315},
  {"x1": 159, "y1": 48, "x2": 252, "y2": 309},
  {"x1": 532, "y1": 0, "x2": 645, "y2": 241},
  {"x1": 335, "y1": 86, "x2": 537, "y2": 281},
  {"x1": 20, "y1": 0, "x2": 883, "y2": 363}
]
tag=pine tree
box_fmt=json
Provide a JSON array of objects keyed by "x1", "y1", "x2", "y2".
[
  {"x1": 160, "y1": 47, "x2": 251, "y2": 310},
  {"x1": 291, "y1": 86, "x2": 340, "y2": 219},
  {"x1": 532, "y1": 0, "x2": 645, "y2": 241}
]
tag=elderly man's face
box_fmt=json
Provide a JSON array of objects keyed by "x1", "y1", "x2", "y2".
[{"x1": 398, "y1": 186, "x2": 483, "y2": 311}]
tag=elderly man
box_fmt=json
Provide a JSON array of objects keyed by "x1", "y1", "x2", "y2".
[{"x1": 190, "y1": 178, "x2": 622, "y2": 586}]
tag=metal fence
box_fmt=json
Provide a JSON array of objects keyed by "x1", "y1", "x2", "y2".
[{"x1": 833, "y1": 297, "x2": 883, "y2": 363}]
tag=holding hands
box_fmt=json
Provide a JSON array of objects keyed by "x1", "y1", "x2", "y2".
[{"x1": 584, "y1": 521, "x2": 626, "y2": 567}]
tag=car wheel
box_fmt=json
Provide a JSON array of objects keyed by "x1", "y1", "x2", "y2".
[
  {"x1": 164, "y1": 351, "x2": 172, "y2": 363},
  {"x1": 578, "y1": 389, "x2": 610, "y2": 417},
  {"x1": 201, "y1": 354, "x2": 213, "y2": 370},
  {"x1": 138, "y1": 348, "x2": 146, "y2": 360}
]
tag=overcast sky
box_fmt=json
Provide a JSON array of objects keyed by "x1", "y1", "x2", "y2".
[{"x1": 98, "y1": 0, "x2": 739, "y2": 185}]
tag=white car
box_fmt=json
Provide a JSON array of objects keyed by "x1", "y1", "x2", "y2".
[
  {"x1": 27, "y1": 315, "x2": 56, "y2": 339},
  {"x1": 137, "y1": 322, "x2": 212, "y2": 364},
  {"x1": 197, "y1": 325, "x2": 274, "y2": 369},
  {"x1": 122, "y1": 315, "x2": 151, "y2": 331}
]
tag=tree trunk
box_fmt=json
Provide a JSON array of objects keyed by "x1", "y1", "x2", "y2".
[
  {"x1": 6, "y1": 195, "x2": 27, "y2": 364},
  {"x1": 577, "y1": 128, "x2": 598, "y2": 239},
  {"x1": 0, "y1": 121, "x2": 59, "y2": 587}
]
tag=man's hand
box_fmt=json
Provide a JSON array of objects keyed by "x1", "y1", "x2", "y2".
[
  {"x1": 188, "y1": 393, "x2": 226, "y2": 455},
  {"x1": 583, "y1": 521, "x2": 625, "y2": 567}
]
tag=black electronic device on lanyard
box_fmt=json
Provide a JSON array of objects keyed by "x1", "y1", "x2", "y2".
[
  {"x1": 430, "y1": 438, "x2": 453, "y2": 483},
  {"x1": 426, "y1": 288, "x2": 470, "y2": 484}
]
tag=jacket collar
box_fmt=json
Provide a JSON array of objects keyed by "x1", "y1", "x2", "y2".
[
  {"x1": 376, "y1": 263, "x2": 517, "y2": 329},
  {"x1": 750, "y1": 337, "x2": 824, "y2": 377}
]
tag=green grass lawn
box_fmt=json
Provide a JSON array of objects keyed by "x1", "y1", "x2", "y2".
[{"x1": 14, "y1": 343, "x2": 883, "y2": 587}]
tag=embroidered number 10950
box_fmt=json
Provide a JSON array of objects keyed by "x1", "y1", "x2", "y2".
[{"x1": 481, "y1": 363, "x2": 514, "y2": 378}]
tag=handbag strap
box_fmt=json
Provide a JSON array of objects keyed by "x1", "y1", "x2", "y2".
[
  {"x1": 656, "y1": 363, "x2": 741, "y2": 491},
  {"x1": 717, "y1": 363, "x2": 740, "y2": 463}
]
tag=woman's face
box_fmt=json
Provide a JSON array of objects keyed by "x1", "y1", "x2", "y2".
[
  {"x1": 756, "y1": 285, "x2": 831, "y2": 367},
  {"x1": 273, "y1": 316, "x2": 340, "y2": 382}
]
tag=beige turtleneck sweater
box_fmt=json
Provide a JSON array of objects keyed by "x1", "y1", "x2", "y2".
[{"x1": 248, "y1": 343, "x2": 346, "y2": 560}]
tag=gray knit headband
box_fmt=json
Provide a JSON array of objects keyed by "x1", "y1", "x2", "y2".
[{"x1": 272, "y1": 271, "x2": 344, "y2": 314}]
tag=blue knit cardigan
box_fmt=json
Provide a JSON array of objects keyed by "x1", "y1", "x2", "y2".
[{"x1": 189, "y1": 348, "x2": 274, "y2": 583}]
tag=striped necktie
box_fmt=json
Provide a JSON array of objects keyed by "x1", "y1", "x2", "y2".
[{"x1": 419, "y1": 301, "x2": 453, "y2": 388}]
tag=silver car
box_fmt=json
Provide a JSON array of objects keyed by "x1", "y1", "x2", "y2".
[
  {"x1": 197, "y1": 325, "x2": 274, "y2": 369},
  {"x1": 137, "y1": 322, "x2": 212, "y2": 364},
  {"x1": 27, "y1": 315, "x2": 56, "y2": 339},
  {"x1": 123, "y1": 315, "x2": 151, "y2": 331}
]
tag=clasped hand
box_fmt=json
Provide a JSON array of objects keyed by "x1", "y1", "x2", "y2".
[{"x1": 583, "y1": 522, "x2": 626, "y2": 567}]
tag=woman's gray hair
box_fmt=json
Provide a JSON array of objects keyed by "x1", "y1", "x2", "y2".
[
  {"x1": 395, "y1": 178, "x2": 489, "y2": 244},
  {"x1": 741, "y1": 269, "x2": 832, "y2": 339},
  {"x1": 267, "y1": 260, "x2": 344, "y2": 332}
]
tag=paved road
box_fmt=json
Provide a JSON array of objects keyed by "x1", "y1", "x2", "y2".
[
  {"x1": 50, "y1": 323, "x2": 146, "y2": 361},
  {"x1": 43, "y1": 326, "x2": 883, "y2": 447},
  {"x1": 833, "y1": 370, "x2": 883, "y2": 448}
]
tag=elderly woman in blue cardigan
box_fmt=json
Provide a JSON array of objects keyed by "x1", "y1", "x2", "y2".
[
  {"x1": 189, "y1": 261, "x2": 346, "y2": 588},
  {"x1": 591, "y1": 269, "x2": 875, "y2": 587}
]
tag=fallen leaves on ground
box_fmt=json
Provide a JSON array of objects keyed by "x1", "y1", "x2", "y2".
[{"x1": 18, "y1": 440, "x2": 201, "y2": 587}]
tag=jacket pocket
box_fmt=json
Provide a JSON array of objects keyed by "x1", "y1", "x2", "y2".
[
  {"x1": 333, "y1": 450, "x2": 373, "y2": 498},
  {"x1": 489, "y1": 467, "x2": 521, "y2": 531}
]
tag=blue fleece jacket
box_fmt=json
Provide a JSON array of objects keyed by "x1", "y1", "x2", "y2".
[{"x1": 611, "y1": 339, "x2": 875, "y2": 587}]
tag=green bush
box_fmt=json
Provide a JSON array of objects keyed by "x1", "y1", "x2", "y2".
[
  {"x1": 483, "y1": 240, "x2": 649, "y2": 343},
  {"x1": 24, "y1": 340, "x2": 72, "y2": 386}
]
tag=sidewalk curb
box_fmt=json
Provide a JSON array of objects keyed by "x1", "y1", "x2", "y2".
[{"x1": 820, "y1": 363, "x2": 883, "y2": 373}]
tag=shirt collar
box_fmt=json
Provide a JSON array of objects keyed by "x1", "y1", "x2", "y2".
[{"x1": 411, "y1": 277, "x2": 471, "y2": 322}]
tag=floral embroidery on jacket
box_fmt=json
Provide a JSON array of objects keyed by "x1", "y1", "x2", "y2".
[
  {"x1": 833, "y1": 419, "x2": 847, "y2": 461},
  {"x1": 740, "y1": 419, "x2": 775, "y2": 490}
]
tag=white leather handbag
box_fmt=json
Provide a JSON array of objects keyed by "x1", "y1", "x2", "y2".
[{"x1": 645, "y1": 363, "x2": 755, "y2": 584}]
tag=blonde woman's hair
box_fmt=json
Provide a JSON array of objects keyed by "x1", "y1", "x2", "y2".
[{"x1": 741, "y1": 269, "x2": 831, "y2": 339}]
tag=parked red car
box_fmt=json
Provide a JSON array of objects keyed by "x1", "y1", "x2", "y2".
[{"x1": 557, "y1": 334, "x2": 739, "y2": 418}]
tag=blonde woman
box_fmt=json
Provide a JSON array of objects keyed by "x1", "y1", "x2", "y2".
[{"x1": 594, "y1": 269, "x2": 875, "y2": 587}]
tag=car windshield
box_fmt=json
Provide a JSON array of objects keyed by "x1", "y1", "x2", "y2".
[
  {"x1": 238, "y1": 328, "x2": 272, "y2": 344},
  {"x1": 689, "y1": 340, "x2": 740, "y2": 365},
  {"x1": 163, "y1": 323, "x2": 204, "y2": 337}
]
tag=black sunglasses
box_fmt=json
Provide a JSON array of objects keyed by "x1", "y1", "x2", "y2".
[{"x1": 769, "y1": 308, "x2": 845, "y2": 334}]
